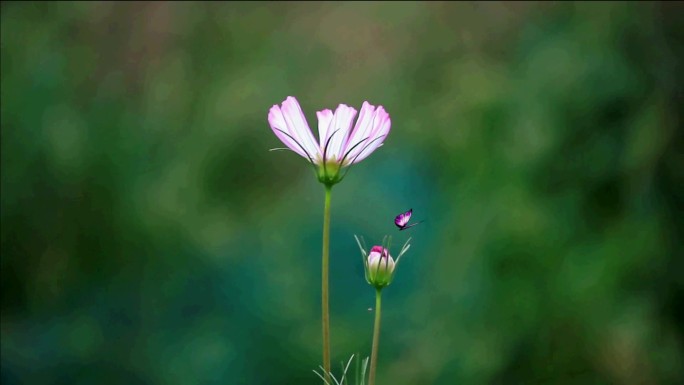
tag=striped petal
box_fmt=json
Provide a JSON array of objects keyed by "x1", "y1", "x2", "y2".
[
  {"x1": 316, "y1": 109, "x2": 334, "y2": 161},
  {"x1": 278, "y1": 96, "x2": 320, "y2": 161},
  {"x1": 326, "y1": 104, "x2": 357, "y2": 162},
  {"x1": 268, "y1": 104, "x2": 310, "y2": 160},
  {"x1": 350, "y1": 104, "x2": 391, "y2": 164}
]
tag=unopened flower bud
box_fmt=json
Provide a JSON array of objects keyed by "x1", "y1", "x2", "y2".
[{"x1": 367, "y1": 246, "x2": 395, "y2": 288}]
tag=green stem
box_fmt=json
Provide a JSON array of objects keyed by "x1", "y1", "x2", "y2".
[
  {"x1": 368, "y1": 288, "x2": 383, "y2": 385},
  {"x1": 321, "y1": 185, "x2": 332, "y2": 382}
]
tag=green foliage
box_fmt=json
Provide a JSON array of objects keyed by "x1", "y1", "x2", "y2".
[{"x1": 2, "y1": 2, "x2": 682, "y2": 384}]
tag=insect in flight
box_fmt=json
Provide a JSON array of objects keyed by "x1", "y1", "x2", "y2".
[{"x1": 394, "y1": 209, "x2": 424, "y2": 231}]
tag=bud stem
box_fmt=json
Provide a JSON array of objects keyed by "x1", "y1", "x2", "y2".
[
  {"x1": 369, "y1": 287, "x2": 383, "y2": 385},
  {"x1": 321, "y1": 185, "x2": 332, "y2": 383}
]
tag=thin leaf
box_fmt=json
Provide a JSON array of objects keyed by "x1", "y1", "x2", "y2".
[
  {"x1": 394, "y1": 237, "x2": 412, "y2": 266},
  {"x1": 339, "y1": 354, "x2": 355, "y2": 385},
  {"x1": 354, "y1": 235, "x2": 371, "y2": 283},
  {"x1": 329, "y1": 368, "x2": 342, "y2": 385},
  {"x1": 354, "y1": 235, "x2": 368, "y2": 257},
  {"x1": 313, "y1": 369, "x2": 332, "y2": 385},
  {"x1": 360, "y1": 356, "x2": 370, "y2": 385}
]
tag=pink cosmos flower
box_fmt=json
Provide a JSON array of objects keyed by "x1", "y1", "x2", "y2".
[{"x1": 268, "y1": 96, "x2": 391, "y2": 185}]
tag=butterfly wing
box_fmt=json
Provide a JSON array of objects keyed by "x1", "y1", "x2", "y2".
[
  {"x1": 398, "y1": 220, "x2": 424, "y2": 231},
  {"x1": 394, "y1": 209, "x2": 412, "y2": 228}
]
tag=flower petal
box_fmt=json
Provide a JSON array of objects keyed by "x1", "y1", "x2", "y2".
[
  {"x1": 280, "y1": 96, "x2": 320, "y2": 160},
  {"x1": 342, "y1": 101, "x2": 376, "y2": 160},
  {"x1": 316, "y1": 109, "x2": 334, "y2": 154},
  {"x1": 326, "y1": 104, "x2": 357, "y2": 161},
  {"x1": 268, "y1": 104, "x2": 310, "y2": 160},
  {"x1": 351, "y1": 106, "x2": 391, "y2": 164}
]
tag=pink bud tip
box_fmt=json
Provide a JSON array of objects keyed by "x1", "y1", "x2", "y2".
[{"x1": 370, "y1": 246, "x2": 385, "y2": 254}]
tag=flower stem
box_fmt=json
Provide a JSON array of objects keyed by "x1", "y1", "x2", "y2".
[
  {"x1": 321, "y1": 185, "x2": 332, "y2": 382},
  {"x1": 368, "y1": 288, "x2": 383, "y2": 385}
]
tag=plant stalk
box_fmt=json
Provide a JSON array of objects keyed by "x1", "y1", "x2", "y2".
[
  {"x1": 321, "y1": 185, "x2": 332, "y2": 382},
  {"x1": 368, "y1": 288, "x2": 383, "y2": 385}
]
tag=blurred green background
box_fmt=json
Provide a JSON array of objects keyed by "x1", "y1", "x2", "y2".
[{"x1": 2, "y1": 2, "x2": 683, "y2": 384}]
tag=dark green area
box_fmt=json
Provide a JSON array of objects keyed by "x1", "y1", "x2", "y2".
[{"x1": 2, "y1": 2, "x2": 682, "y2": 384}]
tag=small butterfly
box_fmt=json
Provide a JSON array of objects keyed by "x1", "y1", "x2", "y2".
[{"x1": 394, "y1": 208, "x2": 424, "y2": 231}]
